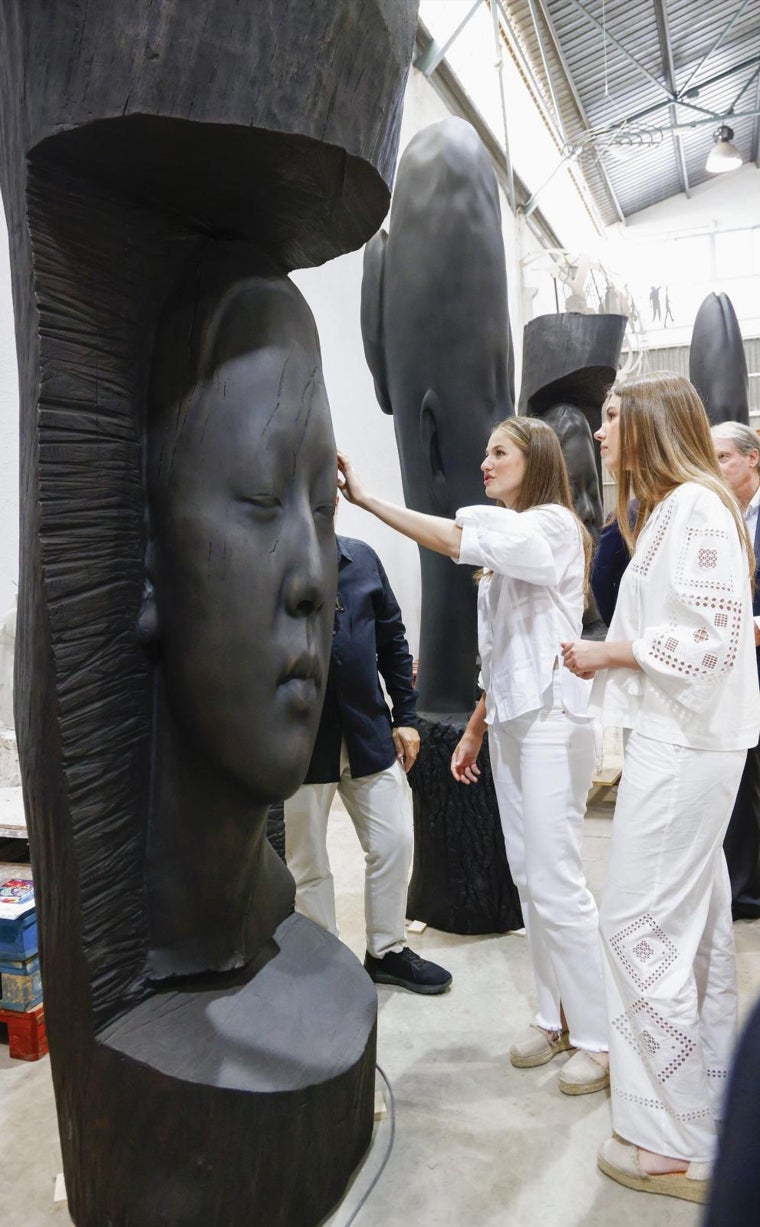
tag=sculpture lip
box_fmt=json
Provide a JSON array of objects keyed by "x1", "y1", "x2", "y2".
[{"x1": 279, "y1": 653, "x2": 323, "y2": 686}]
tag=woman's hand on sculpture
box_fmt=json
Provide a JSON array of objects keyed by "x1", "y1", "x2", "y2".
[
  {"x1": 451, "y1": 730, "x2": 483, "y2": 784},
  {"x1": 393, "y1": 726, "x2": 420, "y2": 773},
  {"x1": 337, "y1": 452, "x2": 368, "y2": 508}
]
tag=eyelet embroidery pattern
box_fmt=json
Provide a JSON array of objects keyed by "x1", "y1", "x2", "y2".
[
  {"x1": 613, "y1": 1087, "x2": 712, "y2": 1124},
  {"x1": 612, "y1": 1001, "x2": 695, "y2": 1084},
  {"x1": 676, "y1": 526, "x2": 733, "y2": 593},
  {"x1": 631, "y1": 501, "x2": 674, "y2": 578},
  {"x1": 647, "y1": 594, "x2": 742, "y2": 682},
  {"x1": 610, "y1": 913, "x2": 678, "y2": 992}
]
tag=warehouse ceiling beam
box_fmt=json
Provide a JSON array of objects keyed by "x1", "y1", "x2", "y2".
[
  {"x1": 414, "y1": 0, "x2": 482, "y2": 78},
  {"x1": 653, "y1": 0, "x2": 690, "y2": 197},
  {"x1": 531, "y1": 0, "x2": 626, "y2": 224},
  {"x1": 564, "y1": 0, "x2": 675, "y2": 102},
  {"x1": 678, "y1": 0, "x2": 754, "y2": 97}
]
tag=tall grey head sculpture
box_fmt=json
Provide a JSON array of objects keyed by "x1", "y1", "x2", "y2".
[
  {"x1": 690, "y1": 292, "x2": 750, "y2": 425},
  {"x1": 519, "y1": 312, "x2": 627, "y2": 634},
  {"x1": 361, "y1": 117, "x2": 515, "y2": 719},
  {"x1": 0, "y1": 2, "x2": 417, "y2": 1224}
]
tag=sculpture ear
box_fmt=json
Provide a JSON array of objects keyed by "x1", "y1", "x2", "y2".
[
  {"x1": 136, "y1": 548, "x2": 159, "y2": 643},
  {"x1": 420, "y1": 389, "x2": 448, "y2": 516},
  {"x1": 360, "y1": 229, "x2": 393, "y2": 415}
]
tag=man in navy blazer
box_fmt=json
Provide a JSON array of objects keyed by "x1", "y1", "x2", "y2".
[{"x1": 285, "y1": 533, "x2": 452, "y2": 994}]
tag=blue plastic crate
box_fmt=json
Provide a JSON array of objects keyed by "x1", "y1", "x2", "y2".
[{"x1": 0, "y1": 909, "x2": 38, "y2": 960}]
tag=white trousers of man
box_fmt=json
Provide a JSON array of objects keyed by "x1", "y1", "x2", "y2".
[
  {"x1": 488, "y1": 674, "x2": 608, "y2": 1053},
  {"x1": 601, "y1": 731, "x2": 743, "y2": 1163},
  {"x1": 284, "y1": 742, "x2": 414, "y2": 959}
]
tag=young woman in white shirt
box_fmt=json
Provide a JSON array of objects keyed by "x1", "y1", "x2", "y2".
[
  {"x1": 562, "y1": 372, "x2": 760, "y2": 1204},
  {"x1": 338, "y1": 416, "x2": 609, "y2": 1096}
]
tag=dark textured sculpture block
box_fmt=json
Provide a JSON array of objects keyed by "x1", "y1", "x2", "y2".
[
  {"x1": 0, "y1": 2, "x2": 417, "y2": 1223},
  {"x1": 361, "y1": 117, "x2": 515, "y2": 720},
  {"x1": 690, "y1": 292, "x2": 750, "y2": 425},
  {"x1": 408, "y1": 720, "x2": 522, "y2": 934}
]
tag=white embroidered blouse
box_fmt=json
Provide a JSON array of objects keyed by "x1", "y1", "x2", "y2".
[
  {"x1": 590, "y1": 481, "x2": 760, "y2": 751},
  {"x1": 455, "y1": 503, "x2": 591, "y2": 725}
]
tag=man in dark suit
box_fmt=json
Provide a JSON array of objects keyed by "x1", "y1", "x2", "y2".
[{"x1": 284, "y1": 532, "x2": 452, "y2": 994}]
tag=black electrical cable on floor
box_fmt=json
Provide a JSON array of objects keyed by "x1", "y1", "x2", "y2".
[{"x1": 342, "y1": 1062, "x2": 396, "y2": 1226}]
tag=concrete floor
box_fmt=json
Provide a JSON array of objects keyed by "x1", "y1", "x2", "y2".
[{"x1": 2, "y1": 790, "x2": 759, "y2": 1226}]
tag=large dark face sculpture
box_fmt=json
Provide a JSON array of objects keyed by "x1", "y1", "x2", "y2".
[
  {"x1": 361, "y1": 117, "x2": 514, "y2": 718},
  {"x1": 542, "y1": 404, "x2": 603, "y2": 542},
  {"x1": 146, "y1": 264, "x2": 336, "y2": 805},
  {"x1": 689, "y1": 291, "x2": 750, "y2": 426}
]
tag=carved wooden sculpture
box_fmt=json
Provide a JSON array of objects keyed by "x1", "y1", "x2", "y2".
[
  {"x1": 0, "y1": 3, "x2": 417, "y2": 1223},
  {"x1": 361, "y1": 116, "x2": 515, "y2": 721},
  {"x1": 690, "y1": 292, "x2": 750, "y2": 425},
  {"x1": 361, "y1": 118, "x2": 521, "y2": 935}
]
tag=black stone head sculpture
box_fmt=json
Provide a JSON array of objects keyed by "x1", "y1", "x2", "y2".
[
  {"x1": 0, "y1": 2, "x2": 418, "y2": 1223},
  {"x1": 361, "y1": 117, "x2": 515, "y2": 719},
  {"x1": 141, "y1": 244, "x2": 338, "y2": 981},
  {"x1": 519, "y1": 312, "x2": 626, "y2": 637},
  {"x1": 689, "y1": 292, "x2": 750, "y2": 425},
  {"x1": 542, "y1": 403, "x2": 603, "y2": 542}
]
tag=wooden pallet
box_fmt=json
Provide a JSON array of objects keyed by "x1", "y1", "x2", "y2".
[{"x1": 0, "y1": 1000, "x2": 47, "y2": 1060}]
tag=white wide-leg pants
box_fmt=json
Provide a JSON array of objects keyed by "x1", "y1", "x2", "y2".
[
  {"x1": 600, "y1": 731, "x2": 744, "y2": 1163},
  {"x1": 488, "y1": 676, "x2": 607, "y2": 1052},
  {"x1": 284, "y1": 744, "x2": 413, "y2": 959}
]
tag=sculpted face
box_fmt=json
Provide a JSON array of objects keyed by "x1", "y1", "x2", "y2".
[
  {"x1": 543, "y1": 404, "x2": 603, "y2": 540},
  {"x1": 147, "y1": 275, "x2": 337, "y2": 803},
  {"x1": 561, "y1": 427, "x2": 603, "y2": 539}
]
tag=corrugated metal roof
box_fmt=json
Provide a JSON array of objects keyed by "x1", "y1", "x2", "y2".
[{"x1": 502, "y1": 0, "x2": 760, "y2": 224}]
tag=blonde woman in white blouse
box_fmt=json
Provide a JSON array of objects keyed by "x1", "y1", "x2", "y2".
[
  {"x1": 338, "y1": 417, "x2": 610, "y2": 1097},
  {"x1": 562, "y1": 372, "x2": 760, "y2": 1205}
]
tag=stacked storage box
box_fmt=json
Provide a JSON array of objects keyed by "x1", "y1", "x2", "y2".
[{"x1": 0, "y1": 866, "x2": 46, "y2": 1058}]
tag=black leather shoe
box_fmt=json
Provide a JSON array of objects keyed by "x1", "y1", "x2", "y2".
[{"x1": 364, "y1": 947, "x2": 452, "y2": 995}]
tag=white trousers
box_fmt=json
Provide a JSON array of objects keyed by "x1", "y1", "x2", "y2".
[
  {"x1": 284, "y1": 745, "x2": 413, "y2": 959},
  {"x1": 489, "y1": 676, "x2": 607, "y2": 1052},
  {"x1": 601, "y1": 731, "x2": 744, "y2": 1163}
]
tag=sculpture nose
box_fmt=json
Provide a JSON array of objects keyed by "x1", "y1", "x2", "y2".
[{"x1": 282, "y1": 517, "x2": 326, "y2": 617}]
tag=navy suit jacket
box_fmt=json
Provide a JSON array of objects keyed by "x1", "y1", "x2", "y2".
[{"x1": 304, "y1": 536, "x2": 418, "y2": 784}]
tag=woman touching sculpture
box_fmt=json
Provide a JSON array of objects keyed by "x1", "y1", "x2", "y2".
[{"x1": 338, "y1": 417, "x2": 610, "y2": 1096}]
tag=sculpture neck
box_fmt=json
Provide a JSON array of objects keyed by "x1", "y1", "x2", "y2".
[{"x1": 144, "y1": 671, "x2": 294, "y2": 983}]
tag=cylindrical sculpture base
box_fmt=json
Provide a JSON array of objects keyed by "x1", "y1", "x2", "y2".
[
  {"x1": 65, "y1": 914, "x2": 377, "y2": 1227},
  {"x1": 407, "y1": 718, "x2": 522, "y2": 934}
]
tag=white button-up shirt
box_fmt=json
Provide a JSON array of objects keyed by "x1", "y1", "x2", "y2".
[{"x1": 455, "y1": 503, "x2": 591, "y2": 725}]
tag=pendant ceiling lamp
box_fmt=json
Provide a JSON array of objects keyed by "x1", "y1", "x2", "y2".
[{"x1": 705, "y1": 124, "x2": 743, "y2": 174}]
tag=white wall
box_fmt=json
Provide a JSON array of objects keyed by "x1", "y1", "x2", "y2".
[{"x1": 605, "y1": 163, "x2": 760, "y2": 350}]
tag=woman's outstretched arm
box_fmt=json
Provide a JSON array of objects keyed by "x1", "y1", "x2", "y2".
[{"x1": 338, "y1": 451, "x2": 463, "y2": 559}]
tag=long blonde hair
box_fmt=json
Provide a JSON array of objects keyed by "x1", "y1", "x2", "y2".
[
  {"x1": 483, "y1": 416, "x2": 592, "y2": 584},
  {"x1": 609, "y1": 371, "x2": 752, "y2": 581}
]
